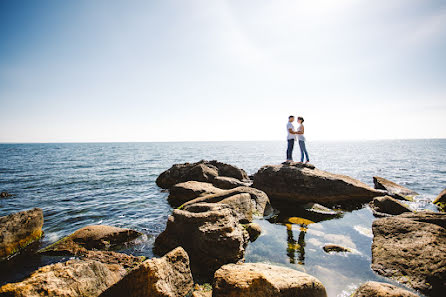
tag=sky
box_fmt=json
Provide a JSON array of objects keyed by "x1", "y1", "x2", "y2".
[{"x1": 0, "y1": 0, "x2": 445, "y2": 142}]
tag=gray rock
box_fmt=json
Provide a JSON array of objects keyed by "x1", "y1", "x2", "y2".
[
  {"x1": 369, "y1": 196, "x2": 412, "y2": 217},
  {"x1": 373, "y1": 176, "x2": 418, "y2": 201},
  {"x1": 212, "y1": 176, "x2": 248, "y2": 189},
  {"x1": 371, "y1": 212, "x2": 446, "y2": 296}
]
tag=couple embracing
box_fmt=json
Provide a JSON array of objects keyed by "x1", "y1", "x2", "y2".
[{"x1": 286, "y1": 115, "x2": 310, "y2": 163}]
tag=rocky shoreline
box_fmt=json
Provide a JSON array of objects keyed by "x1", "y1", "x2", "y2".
[{"x1": 1, "y1": 160, "x2": 444, "y2": 297}]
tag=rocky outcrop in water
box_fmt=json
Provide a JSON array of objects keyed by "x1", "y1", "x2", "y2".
[
  {"x1": 212, "y1": 176, "x2": 249, "y2": 189},
  {"x1": 252, "y1": 163, "x2": 382, "y2": 205},
  {"x1": 369, "y1": 196, "x2": 412, "y2": 217},
  {"x1": 373, "y1": 176, "x2": 418, "y2": 201},
  {"x1": 156, "y1": 160, "x2": 249, "y2": 189},
  {"x1": 100, "y1": 247, "x2": 193, "y2": 297},
  {"x1": 212, "y1": 263, "x2": 327, "y2": 297},
  {"x1": 0, "y1": 208, "x2": 43, "y2": 260},
  {"x1": 154, "y1": 203, "x2": 249, "y2": 278},
  {"x1": 352, "y1": 281, "x2": 418, "y2": 297},
  {"x1": 39, "y1": 225, "x2": 142, "y2": 255},
  {"x1": 0, "y1": 259, "x2": 126, "y2": 297},
  {"x1": 434, "y1": 188, "x2": 446, "y2": 212},
  {"x1": 0, "y1": 191, "x2": 13, "y2": 198},
  {"x1": 168, "y1": 181, "x2": 223, "y2": 207},
  {"x1": 371, "y1": 212, "x2": 446, "y2": 296},
  {"x1": 245, "y1": 223, "x2": 261, "y2": 242}
]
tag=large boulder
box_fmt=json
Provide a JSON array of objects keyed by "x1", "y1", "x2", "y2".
[
  {"x1": 39, "y1": 225, "x2": 142, "y2": 255},
  {"x1": 352, "y1": 281, "x2": 418, "y2": 297},
  {"x1": 252, "y1": 163, "x2": 382, "y2": 205},
  {"x1": 181, "y1": 186, "x2": 270, "y2": 217},
  {"x1": 369, "y1": 196, "x2": 412, "y2": 217},
  {"x1": 156, "y1": 160, "x2": 249, "y2": 189},
  {"x1": 0, "y1": 259, "x2": 126, "y2": 297},
  {"x1": 154, "y1": 203, "x2": 249, "y2": 278},
  {"x1": 373, "y1": 176, "x2": 418, "y2": 201},
  {"x1": 0, "y1": 208, "x2": 43, "y2": 260},
  {"x1": 100, "y1": 247, "x2": 193, "y2": 297},
  {"x1": 213, "y1": 263, "x2": 327, "y2": 297},
  {"x1": 371, "y1": 212, "x2": 446, "y2": 296},
  {"x1": 434, "y1": 188, "x2": 446, "y2": 212},
  {"x1": 212, "y1": 176, "x2": 248, "y2": 190},
  {"x1": 168, "y1": 181, "x2": 224, "y2": 207}
]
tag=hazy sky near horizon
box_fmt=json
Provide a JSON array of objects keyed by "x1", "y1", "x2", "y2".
[{"x1": 1, "y1": 0, "x2": 445, "y2": 142}]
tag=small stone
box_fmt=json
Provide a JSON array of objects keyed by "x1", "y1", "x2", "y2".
[
  {"x1": 352, "y1": 281, "x2": 418, "y2": 297},
  {"x1": 245, "y1": 223, "x2": 262, "y2": 242},
  {"x1": 322, "y1": 244, "x2": 350, "y2": 253}
]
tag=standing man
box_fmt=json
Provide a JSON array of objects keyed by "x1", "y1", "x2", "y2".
[{"x1": 286, "y1": 115, "x2": 297, "y2": 162}]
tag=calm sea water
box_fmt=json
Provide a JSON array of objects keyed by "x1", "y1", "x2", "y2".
[{"x1": 1, "y1": 140, "x2": 445, "y2": 296}]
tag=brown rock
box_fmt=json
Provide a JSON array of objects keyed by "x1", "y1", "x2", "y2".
[
  {"x1": 0, "y1": 259, "x2": 125, "y2": 297},
  {"x1": 156, "y1": 160, "x2": 249, "y2": 189},
  {"x1": 100, "y1": 247, "x2": 193, "y2": 297},
  {"x1": 352, "y1": 281, "x2": 418, "y2": 297},
  {"x1": 373, "y1": 176, "x2": 418, "y2": 200},
  {"x1": 433, "y1": 188, "x2": 446, "y2": 212},
  {"x1": 82, "y1": 250, "x2": 145, "y2": 269},
  {"x1": 371, "y1": 212, "x2": 446, "y2": 296},
  {"x1": 252, "y1": 164, "x2": 382, "y2": 205},
  {"x1": 212, "y1": 176, "x2": 248, "y2": 189},
  {"x1": 168, "y1": 181, "x2": 223, "y2": 207},
  {"x1": 0, "y1": 208, "x2": 43, "y2": 260},
  {"x1": 39, "y1": 225, "x2": 141, "y2": 255},
  {"x1": 154, "y1": 203, "x2": 249, "y2": 278},
  {"x1": 192, "y1": 291, "x2": 212, "y2": 297},
  {"x1": 245, "y1": 223, "x2": 261, "y2": 242},
  {"x1": 322, "y1": 244, "x2": 350, "y2": 253},
  {"x1": 369, "y1": 196, "x2": 412, "y2": 216},
  {"x1": 213, "y1": 263, "x2": 327, "y2": 297},
  {"x1": 181, "y1": 186, "x2": 270, "y2": 217}
]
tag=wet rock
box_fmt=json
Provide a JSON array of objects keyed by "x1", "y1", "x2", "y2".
[
  {"x1": 322, "y1": 244, "x2": 350, "y2": 253},
  {"x1": 0, "y1": 259, "x2": 126, "y2": 297},
  {"x1": 252, "y1": 163, "x2": 382, "y2": 205},
  {"x1": 154, "y1": 203, "x2": 249, "y2": 278},
  {"x1": 181, "y1": 186, "x2": 270, "y2": 217},
  {"x1": 352, "y1": 281, "x2": 418, "y2": 297},
  {"x1": 100, "y1": 247, "x2": 193, "y2": 297},
  {"x1": 212, "y1": 176, "x2": 248, "y2": 189},
  {"x1": 245, "y1": 223, "x2": 261, "y2": 242},
  {"x1": 302, "y1": 203, "x2": 339, "y2": 216},
  {"x1": 156, "y1": 160, "x2": 249, "y2": 189},
  {"x1": 0, "y1": 208, "x2": 43, "y2": 260},
  {"x1": 0, "y1": 192, "x2": 12, "y2": 198},
  {"x1": 371, "y1": 212, "x2": 446, "y2": 296},
  {"x1": 373, "y1": 176, "x2": 418, "y2": 201},
  {"x1": 369, "y1": 196, "x2": 412, "y2": 217},
  {"x1": 434, "y1": 188, "x2": 446, "y2": 212},
  {"x1": 168, "y1": 181, "x2": 223, "y2": 207},
  {"x1": 39, "y1": 225, "x2": 142, "y2": 255},
  {"x1": 213, "y1": 263, "x2": 327, "y2": 297}
]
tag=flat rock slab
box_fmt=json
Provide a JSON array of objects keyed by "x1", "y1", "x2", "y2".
[
  {"x1": 252, "y1": 164, "x2": 382, "y2": 205},
  {"x1": 369, "y1": 196, "x2": 412, "y2": 217},
  {"x1": 156, "y1": 160, "x2": 249, "y2": 189},
  {"x1": 213, "y1": 263, "x2": 327, "y2": 297},
  {"x1": 0, "y1": 208, "x2": 43, "y2": 260},
  {"x1": 39, "y1": 225, "x2": 141, "y2": 255},
  {"x1": 352, "y1": 281, "x2": 418, "y2": 297},
  {"x1": 371, "y1": 212, "x2": 446, "y2": 296},
  {"x1": 0, "y1": 259, "x2": 126, "y2": 297},
  {"x1": 100, "y1": 247, "x2": 193, "y2": 297},
  {"x1": 154, "y1": 203, "x2": 249, "y2": 279},
  {"x1": 373, "y1": 176, "x2": 418, "y2": 200}
]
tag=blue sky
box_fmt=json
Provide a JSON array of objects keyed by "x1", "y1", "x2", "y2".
[{"x1": 1, "y1": 0, "x2": 445, "y2": 142}]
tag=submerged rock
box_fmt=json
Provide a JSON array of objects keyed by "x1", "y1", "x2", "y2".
[
  {"x1": 0, "y1": 259, "x2": 125, "y2": 297},
  {"x1": 434, "y1": 188, "x2": 446, "y2": 212},
  {"x1": 371, "y1": 212, "x2": 446, "y2": 296},
  {"x1": 252, "y1": 163, "x2": 382, "y2": 205},
  {"x1": 352, "y1": 281, "x2": 418, "y2": 297},
  {"x1": 213, "y1": 263, "x2": 327, "y2": 297},
  {"x1": 369, "y1": 196, "x2": 412, "y2": 217},
  {"x1": 168, "y1": 181, "x2": 223, "y2": 207},
  {"x1": 181, "y1": 186, "x2": 270, "y2": 217},
  {"x1": 39, "y1": 225, "x2": 142, "y2": 255},
  {"x1": 373, "y1": 176, "x2": 418, "y2": 201},
  {"x1": 154, "y1": 203, "x2": 249, "y2": 278},
  {"x1": 212, "y1": 176, "x2": 248, "y2": 189},
  {"x1": 0, "y1": 191, "x2": 13, "y2": 198},
  {"x1": 100, "y1": 247, "x2": 193, "y2": 297},
  {"x1": 0, "y1": 208, "x2": 43, "y2": 260},
  {"x1": 322, "y1": 244, "x2": 350, "y2": 253},
  {"x1": 156, "y1": 160, "x2": 249, "y2": 189}
]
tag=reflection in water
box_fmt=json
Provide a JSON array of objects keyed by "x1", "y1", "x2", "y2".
[{"x1": 285, "y1": 217, "x2": 314, "y2": 265}]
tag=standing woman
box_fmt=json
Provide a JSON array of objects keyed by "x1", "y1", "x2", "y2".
[{"x1": 297, "y1": 117, "x2": 310, "y2": 163}]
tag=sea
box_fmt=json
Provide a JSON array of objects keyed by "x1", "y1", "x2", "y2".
[{"x1": 0, "y1": 140, "x2": 445, "y2": 296}]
